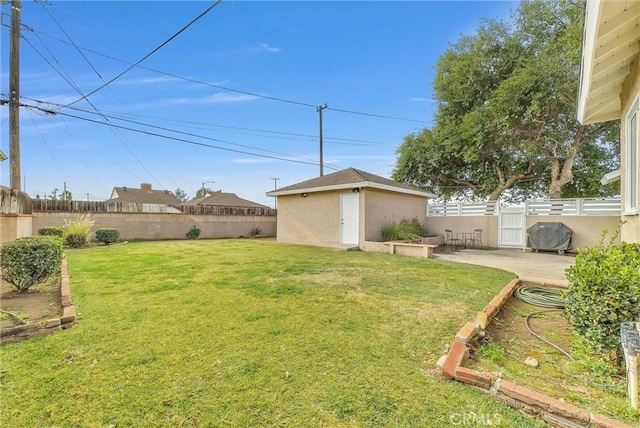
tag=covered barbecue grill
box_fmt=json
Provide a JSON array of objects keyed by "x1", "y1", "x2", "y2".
[{"x1": 526, "y1": 222, "x2": 573, "y2": 254}]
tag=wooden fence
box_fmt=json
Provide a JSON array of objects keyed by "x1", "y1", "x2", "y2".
[{"x1": 30, "y1": 199, "x2": 276, "y2": 216}]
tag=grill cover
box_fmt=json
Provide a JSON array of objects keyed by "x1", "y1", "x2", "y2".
[{"x1": 526, "y1": 222, "x2": 573, "y2": 252}]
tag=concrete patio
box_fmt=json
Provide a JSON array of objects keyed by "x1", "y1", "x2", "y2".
[{"x1": 432, "y1": 248, "x2": 575, "y2": 286}]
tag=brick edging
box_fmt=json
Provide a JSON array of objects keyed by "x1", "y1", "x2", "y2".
[
  {"x1": 0, "y1": 258, "x2": 75, "y2": 345},
  {"x1": 439, "y1": 278, "x2": 635, "y2": 428}
]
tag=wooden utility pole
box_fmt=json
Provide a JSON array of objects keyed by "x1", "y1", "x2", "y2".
[
  {"x1": 9, "y1": 0, "x2": 21, "y2": 191},
  {"x1": 317, "y1": 104, "x2": 327, "y2": 177}
]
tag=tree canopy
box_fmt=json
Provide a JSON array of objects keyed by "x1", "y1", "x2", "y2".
[
  {"x1": 174, "y1": 188, "x2": 189, "y2": 202},
  {"x1": 393, "y1": 0, "x2": 619, "y2": 202}
]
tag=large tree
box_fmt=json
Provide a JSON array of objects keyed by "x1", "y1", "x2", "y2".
[{"x1": 393, "y1": 0, "x2": 619, "y2": 202}]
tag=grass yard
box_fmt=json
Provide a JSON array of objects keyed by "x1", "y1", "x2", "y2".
[{"x1": 0, "y1": 240, "x2": 547, "y2": 427}]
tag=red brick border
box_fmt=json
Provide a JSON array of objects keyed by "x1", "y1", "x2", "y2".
[
  {"x1": 1, "y1": 259, "x2": 75, "y2": 345},
  {"x1": 438, "y1": 278, "x2": 635, "y2": 428}
]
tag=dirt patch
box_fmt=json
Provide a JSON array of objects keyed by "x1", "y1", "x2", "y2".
[
  {"x1": 484, "y1": 297, "x2": 573, "y2": 355},
  {"x1": 470, "y1": 295, "x2": 640, "y2": 425},
  {"x1": 1, "y1": 276, "x2": 63, "y2": 340}
]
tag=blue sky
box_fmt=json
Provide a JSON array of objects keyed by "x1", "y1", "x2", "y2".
[{"x1": 1, "y1": 1, "x2": 515, "y2": 207}]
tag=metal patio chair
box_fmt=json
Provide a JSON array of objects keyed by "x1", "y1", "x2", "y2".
[
  {"x1": 468, "y1": 229, "x2": 483, "y2": 249},
  {"x1": 444, "y1": 229, "x2": 464, "y2": 251}
]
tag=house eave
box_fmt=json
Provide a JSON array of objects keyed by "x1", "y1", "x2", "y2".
[
  {"x1": 577, "y1": 0, "x2": 640, "y2": 125},
  {"x1": 267, "y1": 182, "x2": 436, "y2": 198}
]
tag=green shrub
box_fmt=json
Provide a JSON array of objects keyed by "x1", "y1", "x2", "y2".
[
  {"x1": 564, "y1": 233, "x2": 640, "y2": 359},
  {"x1": 0, "y1": 236, "x2": 63, "y2": 292},
  {"x1": 65, "y1": 232, "x2": 87, "y2": 248},
  {"x1": 186, "y1": 226, "x2": 201, "y2": 240},
  {"x1": 95, "y1": 228, "x2": 120, "y2": 245},
  {"x1": 381, "y1": 217, "x2": 428, "y2": 241},
  {"x1": 249, "y1": 226, "x2": 262, "y2": 237},
  {"x1": 63, "y1": 213, "x2": 95, "y2": 248},
  {"x1": 38, "y1": 226, "x2": 64, "y2": 237}
]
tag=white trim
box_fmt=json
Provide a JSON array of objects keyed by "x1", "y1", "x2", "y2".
[
  {"x1": 600, "y1": 169, "x2": 621, "y2": 185},
  {"x1": 577, "y1": 0, "x2": 602, "y2": 124},
  {"x1": 624, "y1": 95, "x2": 639, "y2": 215},
  {"x1": 267, "y1": 182, "x2": 436, "y2": 198}
]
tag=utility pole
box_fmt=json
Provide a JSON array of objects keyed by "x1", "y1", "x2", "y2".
[
  {"x1": 9, "y1": 0, "x2": 21, "y2": 191},
  {"x1": 317, "y1": 104, "x2": 327, "y2": 177},
  {"x1": 270, "y1": 177, "x2": 279, "y2": 209}
]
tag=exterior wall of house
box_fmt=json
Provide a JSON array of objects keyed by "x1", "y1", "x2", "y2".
[
  {"x1": 362, "y1": 189, "x2": 427, "y2": 242},
  {"x1": 32, "y1": 212, "x2": 276, "y2": 241},
  {"x1": 620, "y1": 52, "x2": 640, "y2": 243},
  {"x1": 275, "y1": 191, "x2": 342, "y2": 246}
]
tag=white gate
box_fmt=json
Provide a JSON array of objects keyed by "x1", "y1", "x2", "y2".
[
  {"x1": 498, "y1": 207, "x2": 525, "y2": 249},
  {"x1": 340, "y1": 193, "x2": 359, "y2": 245}
]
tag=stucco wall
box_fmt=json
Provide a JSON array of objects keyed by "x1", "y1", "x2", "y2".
[
  {"x1": 276, "y1": 188, "x2": 428, "y2": 247},
  {"x1": 32, "y1": 212, "x2": 276, "y2": 241},
  {"x1": 275, "y1": 191, "x2": 342, "y2": 245},
  {"x1": 620, "y1": 50, "x2": 640, "y2": 243},
  {"x1": 426, "y1": 216, "x2": 500, "y2": 248},
  {"x1": 0, "y1": 214, "x2": 33, "y2": 244},
  {"x1": 363, "y1": 189, "x2": 427, "y2": 242},
  {"x1": 426, "y1": 215, "x2": 620, "y2": 251},
  {"x1": 525, "y1": 216, "x2": 621, "y2": 250}
]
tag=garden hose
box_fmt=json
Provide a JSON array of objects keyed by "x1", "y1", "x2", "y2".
[
  {"x1": 0, "y1": 309, "x2": 26, "y2": 324},
  {"x1": 515, "y1": 288, "x2": 625, "y2": 391},
  {"x1": 514, "y1": 285, "x2": 565, "y2": 309}
]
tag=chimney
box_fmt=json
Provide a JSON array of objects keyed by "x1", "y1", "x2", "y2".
[{"x1": 141, "y1": 183, "x2": 152, "y2": 191}]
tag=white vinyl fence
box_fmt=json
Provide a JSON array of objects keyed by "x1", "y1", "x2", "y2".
[{"x1": 427, "y1": 198, "x2": 620, "y2": 217}]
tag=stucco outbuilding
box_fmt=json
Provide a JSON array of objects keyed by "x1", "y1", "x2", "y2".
[{"x1": 267, "y1": 168, "x2": 436, "y2": 248}]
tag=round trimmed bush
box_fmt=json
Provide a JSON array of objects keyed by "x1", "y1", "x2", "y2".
[
  {"x1": 38, "y1": 226, "x2": 64, "y2": 237},
  {"x1": 65, "y1": 232, "x2": 87, "y2": 248},
  {"x1": 0, "y1": 236, "x2": 63, "y2": 291},
  {"x1": 95, "y1": 228, "x2": 120, "y2": 245}
]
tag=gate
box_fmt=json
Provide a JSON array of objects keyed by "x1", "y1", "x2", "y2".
[{"x1": 498, "y1": 207, "x2": 525, "y2": 249}]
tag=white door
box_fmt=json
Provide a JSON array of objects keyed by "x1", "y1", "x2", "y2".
[
  {"x1": 499, "y1": 207, "x2": 525, "y2": 249},
  {"x1": 340, "y1": 193, "x2": 359, "y2": 245}
]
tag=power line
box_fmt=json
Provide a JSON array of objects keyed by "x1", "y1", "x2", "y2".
[
  {"x1": 12, "y1": 100, "x2": 340, "y2": 171},
  {"x1": 21, "y1": 97, "x2": 324, "y2": 165},
  {"x1": 21, "y1": 34, "x2": 168, "y2": 189},
  {"x1": 6, "y1": 12, "x2": 431, "y2": 124},
  {"x1": 63, "y1": 0, "x2": 223, "y2": 108},
  {"x1": 326, "y1": 106, "x2": 429, "y2": 124}
]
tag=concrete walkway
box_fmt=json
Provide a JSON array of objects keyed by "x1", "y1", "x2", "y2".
[{"x1": 432, "y1": 248, "x2": 575, "y2": 286}]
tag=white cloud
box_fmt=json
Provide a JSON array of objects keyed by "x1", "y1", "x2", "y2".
[
  {"x1": 409, "y1": 97, "x2": 433, "y2": 103},
  {"x1": 257, "y1": 42, "x2": 282, "y2": 53},
  {"x1": 236, "y1": 42, "x2": 282, "y2": 56},
  {"x1": 115, "y1": 76, "x2": 180, "y2": 86},
  {"x1": 162, "y1": 93, "x2": 259, "y2": 106}
]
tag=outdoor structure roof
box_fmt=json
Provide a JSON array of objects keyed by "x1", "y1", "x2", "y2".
[
  {"x1": 109, "y1": 186, "x2": 181, "y2": 205},
  {"x1": 577, "y1": 0, "x2": 640, "y2": 124},
  {"x1": 266, "y1": 167, "x2": 437, "y2": 198},
  {"x1": 182, "y1": 191, "x2": 270, "y2": 209}
]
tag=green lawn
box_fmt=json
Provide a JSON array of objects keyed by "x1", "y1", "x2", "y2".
[{"x1": 0, "y1": 240, "x2": 546, "y2": 427}]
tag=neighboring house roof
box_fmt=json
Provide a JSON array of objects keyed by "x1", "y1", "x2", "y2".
[
  {"x1": 182, "y1": 192, "x2": 270, "y2": 209},
  {"x1": 266, "y1": 167, "x2": 437, "y2": 198},
  {"x1": 109, "y1": 186, "x2": 181, "y2": 205},
  {"x1": 577, "y1": 0, "x2": 640, "y2": 124}
]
